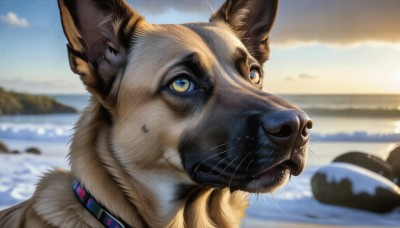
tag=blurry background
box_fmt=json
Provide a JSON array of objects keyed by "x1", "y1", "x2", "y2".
[{"x1": 0, "y1": 0, "x2": 399, "y2": 227}]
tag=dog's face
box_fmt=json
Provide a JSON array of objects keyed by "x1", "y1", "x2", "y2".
[{"x1": 59, "y1": 0, "x2": 312, "y2": 193}]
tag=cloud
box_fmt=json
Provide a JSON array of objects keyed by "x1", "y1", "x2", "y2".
[
  {"x1": 272, "y1": 0, "x2": 400, "y2": 46},
  {"x1": 285, "y1": 74, "x2": 319, "y2": 81},
  {"x1": 128, "y1": 0, "x2": 400, "y2": 47},
  {"x1": 0, "y1": 12, "x2": 30, "y2": 28},
  {"x1": 128, "y1": 0, "x2": 221, "y2": 14},
  {"x1": 299, "y1": 74, "x2": 319, "y2": 79}
]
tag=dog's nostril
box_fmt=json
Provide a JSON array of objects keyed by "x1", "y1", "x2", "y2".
[
  {"x1": 262, "y1": 110, "x2": 300, "y2": 142},
  {"x1": 302, "y1": 120, "x2": 313, "y2": 137},
  {"x1": 306, "y1": 120, "x2": 313, "y2": 130},
  {"x1": 270, "y1": 124, "x2": 293, "y2": 138},
  {"x1": 301, "y1": 125, "x2": 309, "y2": 137}
]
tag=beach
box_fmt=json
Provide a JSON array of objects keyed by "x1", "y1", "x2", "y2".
[
  {"x1": 1, "y1": 94, "x2": 399, "y2": 226},
  {"x1": 1, "y1": 140, "x2": 398, "y2": 227},
  {"x1": 242, "y1": 219, "x2": 395, "y2": 228}
]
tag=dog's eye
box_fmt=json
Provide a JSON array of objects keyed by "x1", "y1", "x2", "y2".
[
  {"x1": 249, "y1": 68, "x2": 261, "y2": 84},
  {"x1": 170, "y1": 77, "x2": 195, "y2": 93}
]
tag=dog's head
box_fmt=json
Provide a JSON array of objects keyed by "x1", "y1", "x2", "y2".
[{"x1": 59, "y1": 0, "x2": 312, "y2": 193}]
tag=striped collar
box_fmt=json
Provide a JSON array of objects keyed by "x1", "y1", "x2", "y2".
[{"x1": 72, "y1": 180, "x2": 127, "y2": 228}]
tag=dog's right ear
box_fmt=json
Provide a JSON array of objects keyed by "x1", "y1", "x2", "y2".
[{"x1": 58, "y1": 0, "x2": 148, "y2": 102}]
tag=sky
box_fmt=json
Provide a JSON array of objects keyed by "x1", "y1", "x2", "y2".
[{"x1": 0, "y1": 0, "x2": 399, "y2": 94}]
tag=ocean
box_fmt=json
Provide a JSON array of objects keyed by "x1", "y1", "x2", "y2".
[
  {"x1": 1, "y1": 94, "x2": 400, "y2": 226},
  {"x1": 1, "y1": 94, "x2": 399, "y2": 145}
]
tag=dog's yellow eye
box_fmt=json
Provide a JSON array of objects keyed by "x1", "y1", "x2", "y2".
[
  {"x1": 170, "y1": 78, "x2": 195, "y2": 93},
  {"x1": 249, "y1": 69, "x2": 261, "y2": 84}
]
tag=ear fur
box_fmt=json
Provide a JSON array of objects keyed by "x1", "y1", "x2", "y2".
[
  {"x1": 210, "y1": 0, "x2": 279, "y2": 64},
  {"x1": 58, "y1": 0, "x2": 148, "y2": 104}
]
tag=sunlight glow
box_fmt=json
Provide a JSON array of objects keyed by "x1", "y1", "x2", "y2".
[
  {"x1": 395, "y1": 121, "x2": 400, "y2": 134},
  {"x1": 393, "y1": 69, "x2": 400, "y2": 82}
]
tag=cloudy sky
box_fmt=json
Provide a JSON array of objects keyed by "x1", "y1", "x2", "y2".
[{"x1": 0, "y1": 0, "x2": 399, "y2": 94}]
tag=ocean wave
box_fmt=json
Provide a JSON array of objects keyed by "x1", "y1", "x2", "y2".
[
  {"x1": 311, "y1": 132, "x2": 400, "y2": 142},
  {"x1": 304, "y1": 108, "x2": 400, "y2": 118},
  {"x1": 1, "y1": 122, "x2": 399, "y2": 143},
  {"x1": 0, "y1": 123, "x2": 73, "y2": 142}
]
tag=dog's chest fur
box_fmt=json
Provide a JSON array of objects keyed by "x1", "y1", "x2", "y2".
[
  {"x1": 1, "y1": 103, "x2": 248, "y2": 228},
  {"x1": 0, "y1": 173, "x2": 247, "y2": 228}
]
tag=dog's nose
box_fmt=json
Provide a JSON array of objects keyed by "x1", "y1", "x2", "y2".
[{"x1": 262, "y1": 110, "x2": 313, "y2": 147}]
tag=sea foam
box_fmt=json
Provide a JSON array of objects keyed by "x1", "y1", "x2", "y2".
[
  {"x1": 1, "y1": 122, "x2": 399, "y2": 143},
  {"x1": 0, "y1": 123, "x2": 73, "y2": 142}
]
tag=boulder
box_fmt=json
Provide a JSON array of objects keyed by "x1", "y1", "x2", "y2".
[
  {"x1": 0, "y1": 141, "x2": 10, "y2": 154},
  {"x1": 25, "y1": 147, "x2": 42, "y2": 155},
  {"x1": 11, "y1": 150, "x2": 21, "y2": 154},
  {"x1": 333, "y1": 151, "x2": 395, "y2": 181},
  {"x1": 387, "y1": 146, "x2": 400, "y2": 185},
  {"x1": 311, "y1": 163, "x2": 400, "y2": 213}
]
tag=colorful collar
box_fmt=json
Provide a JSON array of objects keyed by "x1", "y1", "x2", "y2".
[{"x1": 72, "y1": 180, "x2": 127, "y2": 228}]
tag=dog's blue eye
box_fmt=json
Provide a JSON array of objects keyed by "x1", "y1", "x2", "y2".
[
  {"x1": 249, "y1": 68, "x2": 261, "y2": 84},
  {"x1": 170, "y1": 78, "x2": 195, "y2": 93}
]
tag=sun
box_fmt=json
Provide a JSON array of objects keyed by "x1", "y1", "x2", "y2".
[{"x1": 392, "y1": 69, "x2": 400, "y2": 83}]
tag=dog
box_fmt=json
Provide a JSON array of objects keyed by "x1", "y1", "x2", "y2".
[{"x1": 0, "y1": 0, "x2": 312, "y2": 227}]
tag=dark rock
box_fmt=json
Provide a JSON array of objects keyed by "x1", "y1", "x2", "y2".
[
  {"x1": 0, "y1": 141, "x2": 10, "y2": 153},
  {"x1": 25, "y1": 147, "x2": 42, "y2": 155},
  {"x1": 11, "y1": 150, "x2": 21, "y2": 154},
  {"x1": 311, "y1": 163, "x2": 400, "y2": 213},
  {"x1": 387, "y1": 146, "x2": 400, "y2": 185},
  {"x1": 333, "y1": 151, "x2": 395, "y2": 181}
]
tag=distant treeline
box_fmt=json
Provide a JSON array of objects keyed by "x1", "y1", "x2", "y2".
[{"x1": 0, "y1": 87, "x2": 77, "y2": 115}]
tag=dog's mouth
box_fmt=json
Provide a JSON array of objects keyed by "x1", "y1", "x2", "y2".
[
  {"x1": 179, "y1": 103, "x2": 312, "y2": 193},
  {"x1": 189, "y1": 151, "x2": 305, "y2": 193}
]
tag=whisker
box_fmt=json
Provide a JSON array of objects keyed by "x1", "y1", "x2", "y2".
[
  {"x1": 202, "y1": 0, "x2": 215, "y2": 14},
  {"x1": 219, "y1": 155, "x2": 240, "y2": 178},
  {"x1": 229, "y1": 153, "x2": 251, "y2": 188},
  {"x1": 151, "y1": 152, "x2": 181, "y2": 179},
  {"x1": 245, "y1": 159, "x2": 254, "y2": 175},
  {"x1": 307, "y1": 146, "x2": 321, "y2": 166},
  {"x1": 271, "y1": 193, "x2": 287, "y2": 213},
  {"x1": 152, "y1": 143, "x2": 231, "y2": 179},
  {"x1": 210, "y1": 156, "x2": 229, "y2": 173},
  {"x1": 193, "y1": 144, "x2": 240, "y2": 173},
  {"x1": 206, "y1": 143, "x2": 228, "y2": 153},
  {"x1": 194, "y1": 144, "x2": 243, "y2": 173},
  {"x1": 193, "y1": 149, "x2": 231, "y2": 173},
  {"x1": 256, "y1": 193, "x2": 262, "y2": 210}
]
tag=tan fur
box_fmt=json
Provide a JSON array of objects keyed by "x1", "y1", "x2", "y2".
[
  {"x1": 0, "y1": 98, "x2": 248, "y2": 227},
  {"x1": 0, "y1": 25, "x2": 252, "y2": 227},
  {"x1": 0, "y1": 1, "x2": 290, "y2": 227}
]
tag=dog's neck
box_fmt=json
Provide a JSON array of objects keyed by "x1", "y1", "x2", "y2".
[{"x1": 68, "y1": 101, "x2": 248, "y2": 227}]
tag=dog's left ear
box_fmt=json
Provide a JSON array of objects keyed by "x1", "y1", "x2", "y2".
[
  {"x1": 58, "y1": 0, "x2": 149, "y2": 106},
  {"x1": 210, "y1": 0, "x2": 279, "y2": 64}
]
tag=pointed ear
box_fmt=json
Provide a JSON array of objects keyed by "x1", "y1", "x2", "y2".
[
  {"x1": 58, "y1": 0, "x2": 148, "y2": 101},
  {"x1": 210, "y1": 0, "x2": 279, "y2": 65}
]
